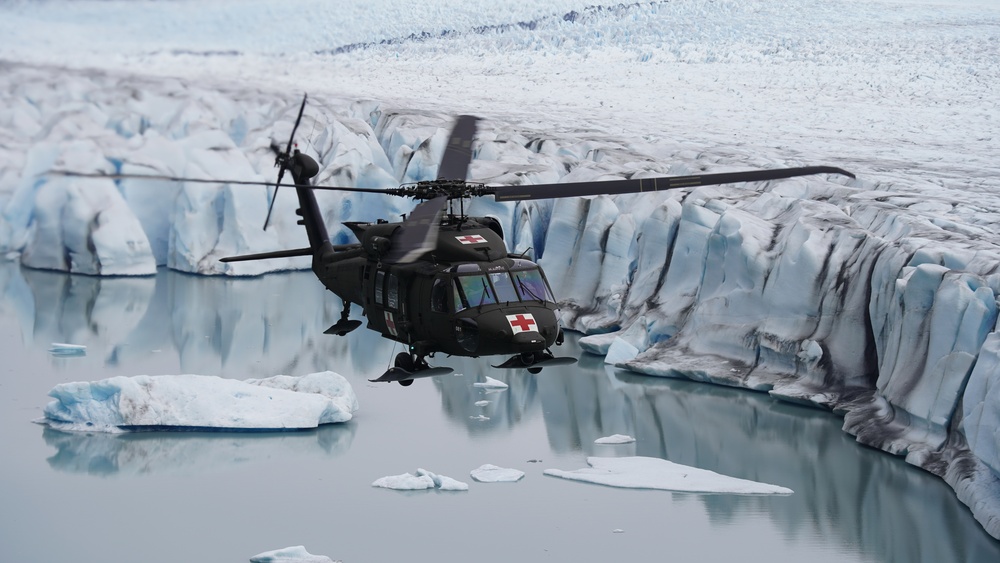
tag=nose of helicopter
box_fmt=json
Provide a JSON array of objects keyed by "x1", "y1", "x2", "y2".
[
  {"x1": 458, "y1": 309, "x2": 559, "y2": 356},
  {"x1": 511, "y1": 329, "x2": 547, "y2": 352},
  {"x1": 500, "y1": 309, "x2": 554, "y2": 351}
]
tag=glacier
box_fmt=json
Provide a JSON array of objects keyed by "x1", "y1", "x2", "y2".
[{"x1": 2, "y1": 0, "x2": 999, "y2": 542}]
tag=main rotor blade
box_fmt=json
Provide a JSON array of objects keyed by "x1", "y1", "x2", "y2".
[
  {"x1": 436, "y1": 115, "x2": 480, "y2": 182},
  {"x1": 265, "y1": 93, "x2": 309, "y2": 230},
  {"x1": 46, "y1": 170, "x2": 396, "y2": 195},
  {"x1": 382, "y1": 196, "x2": 448, "y2": 264},
  {"x1": 491, "y1": 166, "x2": 856, "y2": 202}
]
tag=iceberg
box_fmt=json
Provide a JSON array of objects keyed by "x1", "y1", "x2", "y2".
[
  {"x1": 40, "y1": 371, "x2": 358, "y2": 432},
  {"x1": 544, "y1": 456, "x2": 793, "y2": 495}
]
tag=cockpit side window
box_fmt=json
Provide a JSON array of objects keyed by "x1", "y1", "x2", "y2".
[{"x1": 431, "y1": 277, "x2": 449, "y2": 313}]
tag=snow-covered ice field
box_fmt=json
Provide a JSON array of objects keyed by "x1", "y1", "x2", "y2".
[{"x1": 2, "y1": 0, "x2": 1000, "y2": 551}]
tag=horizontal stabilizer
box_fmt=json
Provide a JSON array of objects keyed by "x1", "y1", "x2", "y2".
[
  {"x1": 369, "y1": 366, "x2": 454, "y2": 383},
  {"x1": 324, "y1": 320, "x2": 362, "y2": 336},
  {"x1": 492, "y1": 355, "x2": 578, "y2": 369}
]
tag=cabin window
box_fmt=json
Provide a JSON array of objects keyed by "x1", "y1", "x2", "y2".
[
  {"x1": 489, "y1": 272, "x2": 519, "y2": 303},
  {"x1": 387, "y1": 273, "x2": 399, "y2": 310},
  {"x1": 374, "y1": 271, "x2": 385, "y2": 305},
  {"x1": 431, "y1": 278, "x2": 449, "y2": 313}
]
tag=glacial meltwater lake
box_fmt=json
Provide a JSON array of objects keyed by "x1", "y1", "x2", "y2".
[{"x1": 1, "y1": 263, "x2": 998, "y2": 563}]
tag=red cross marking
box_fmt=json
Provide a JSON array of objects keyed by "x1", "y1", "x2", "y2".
[
  {"x1": 507, "y1": 313, "x2": 537, "y2": 333},
  {"x1": 456, "y1": 234, "x2": 488, "y2": 245},
  {"x1": 384, "y1": 311, "x2": 397, "y2": 336}
]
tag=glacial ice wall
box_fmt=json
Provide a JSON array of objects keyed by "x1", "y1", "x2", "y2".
[
  {"x1": 566, "y1": 180, "x2": 1000, "y2": 538},
  {"x1": 1, "y1": 65, "x2": 998, "y2": 538}
]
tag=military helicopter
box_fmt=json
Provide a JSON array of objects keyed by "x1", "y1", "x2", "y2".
[{"x1": 55, "y1": 95, "x2": 855, "y2": 386}]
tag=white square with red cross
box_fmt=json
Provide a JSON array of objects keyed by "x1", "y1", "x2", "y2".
[
  {"x1": 506, "y1": 313, "x2": 538, "y2": 334},
  {"x1": 456, "y1": 234, "x2": 488, "y2": 245}
]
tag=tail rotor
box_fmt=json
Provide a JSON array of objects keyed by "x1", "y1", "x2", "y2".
[{"x1": 263, "y1": 93, "x2": 309, "y2": 230}]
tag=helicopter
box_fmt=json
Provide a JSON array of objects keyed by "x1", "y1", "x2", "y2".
[{"x1": 54, "y1": 95, "x2": 855, "y2": 386}]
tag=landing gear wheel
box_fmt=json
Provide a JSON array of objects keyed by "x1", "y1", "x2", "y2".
[
  {"x1": 395, "y1": 352, "x2": 416, "y2": 386},
  {"x1": 527, "y1": 367, "x2": 542, "y2": 374},
  {"x1": 394, "y1": 352, "x2": 415, "y2": 372}
]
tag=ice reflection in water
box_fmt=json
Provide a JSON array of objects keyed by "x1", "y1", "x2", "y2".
[{"x1": 43, "y1": 424, "x2": 356, "y2": 477}]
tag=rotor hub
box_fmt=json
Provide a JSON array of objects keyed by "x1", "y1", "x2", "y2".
[{"x1": 390, "y1": 179, "x2": 494, "y2": 201}]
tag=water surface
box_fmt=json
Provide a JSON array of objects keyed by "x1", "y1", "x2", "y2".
[{"x1": 1, "y1": 263, "x2": 996, "y2": 562}]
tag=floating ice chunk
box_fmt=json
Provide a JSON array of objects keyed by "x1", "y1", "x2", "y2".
[
  {"x1": 544, "y1": 456, "x2": 793, "y2": 495},
  {"x1": 373, "y1": 468, "x2": 468, "y2": 491},
  {"x1": 470, "y1": 414, "x2": 490, "y2": 421},
  {"x1": 40, "y1": 371, "x2": 358, "y2": 433},
  {"x1": 372, "y1": 472, "x2": 436, "y2": 490},
  {"x1": 605, "y1": 337, "x2": 640, "y2": 365},
  {"x1": 578, "y1": 332, "x2": 617, "y2": 355},
  {"x1": 470, "y1": 464, "x2": 525, "y2": 483},
  {"x1": 595, "y1": 434, "x2": 636, "y2": 444},
  {"x1": 473, "y1": 376, "x2": 508, "y2": 390},
  {"x1": 249, "y1": 545, "x2": 336, "y2": 563},
  {"x1": 419, "y1": 468, "x2": 469, "y2": 491},
  {"x1": 474, "y1": 400, "x2": 490, "y2": 407},
  {"x1": 605, "y1": 318, "x2": 651, "y2": 365},
  {"x1": 48, "y1": 343, "x2": 87, "y2": 356}
]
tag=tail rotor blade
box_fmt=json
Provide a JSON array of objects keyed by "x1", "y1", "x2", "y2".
[
  {"x1": 264, "y1": 94, "x2": 309, "y2": 230},
  {"x1": 262, "y1": 181, "x2": 281, "y2": 230},
  {"x1": 437, "y1": 115, "x2": 479, "y2": 181}
]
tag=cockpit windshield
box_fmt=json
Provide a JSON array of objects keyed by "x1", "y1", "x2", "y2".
[
  {"x1": 511, "y1": 268, "x2": 555, "y2": 302},
  {"x1": 455, "y1": 274, "x2": 496, "y2": 310},
  {"x1": 450, "y1": 261, "x2": 555, "y2": 312}
]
